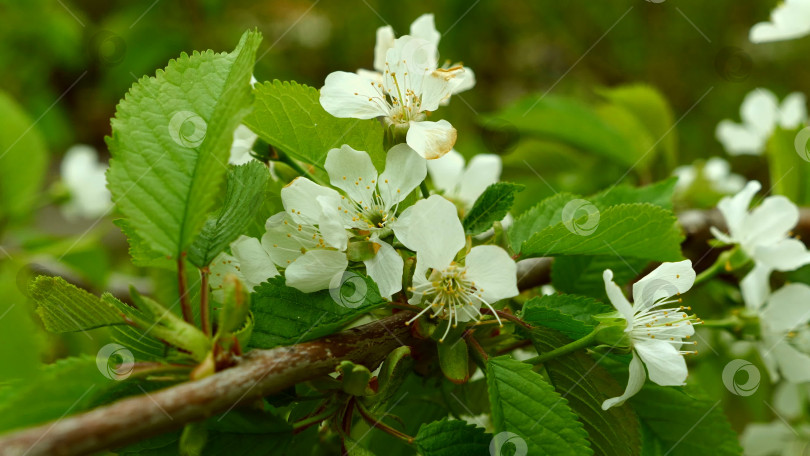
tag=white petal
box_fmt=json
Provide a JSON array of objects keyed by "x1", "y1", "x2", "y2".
[
  {"x1": 315, "y1": 195, "x2": 349, "y2": 251},
  {"x1": 285, "y1": 250, "x2": 348, "y2": 293},
  {"x1": 391, "y1": 195, "x2": 464, "y2": 271},
  {"x1": 742, "y1": 195, "x2": 799, "y2": 248},
  {"x1": 457, "y1": 154, "x2": 502, "y2": 207},
  {"x1": 263, "y1": 212, "x2": 315, "y2": 266},
  {"x1": 465, "y1": 245, "x2": 519, "y2": 303},
  {"x1": 409, "y1": 14, "x2": 441, "y2": 49},
  {"x1": 451, "y1": 67, "x2": 476, "y2": 95},
  {"x1": 229, "y1": 124, "x2": 258, "y2": 165},
  {"x1": 773, "y1": 382, "x2": 805, "y2": 421},
  {"x1": 384, "y1": 37, "x2": 438, "y2": 92},
  {"x1": 601, "y1": 352, "x2": 646, "y2": 410},
  {"x1": 61, "y1": 145, "x2": 112, "y2": 218},
  {"x1": 634, "y1": 339, "x2": 688, "y2": 386},
  {"x1": 281, "y1": 177, "x2": 342, "y2": 226},
  {"x1": 373, "y1": 25, "x2": 396, "y2": 72},
  {"x1": 761, "y1": 283, "x2": 810, "y2": 333},
  {"x1": 363, "y1": 239, "x2": 403, "y2": 299},
  {"x1": 408, "y1": 260, "x2": 431, "y2": 306},
  {"x1": 715, "y1": 120, "x2": 766, "y2": 156},
  {"x1": 631, "y1": 260, "x2": 695, "y2": 312},
  {"x1": 603, "y1": 269, "x2": 634, "y2": 329},
  {"x1": 320, "y1": 71, "x2": 389, "y2": 119},
  {"x1": 741, "y1": 89, "x2": 780, "y2": 137},
  {"x1": 779, "y1": 92, "x2": 807, "y2": 128},
  {"x1": 754, "y1": 238, "x2": 810, "y2": 272},
  {"x1": 418, "y1": 68, "x2": 464, "y2": 111},
  {"x1": 716, "y1": 180, "x2": 761, "y2": 240},
  {"x1": 209, "y1": 252, "x2": 244, "y2": 302},
  {"x1": 324, "y1": 144, "x2": 378, "y2": 204},
  {"x1": 230, "y1": 235, "x2": 279, "y2": 290},
  {"x1": 426, "y1": 149, "x2": 465, "y2": 195},
  {"x1": 740, "y1": 421, "x2": 795, "y2": 456},
  {"x1": 749, "y1": 0, "x2": 810, "y2": 43},
  {"x1": 769, "y1": 336, "x2": 810, "y2": 383},
  {"x1": 406, "y1": 119, "x2": 457, "y2": 160},
  {"x1": 741, "y1": 263, "x2": 773, "y2": 312},
  {"x1": 377, "y1": 143, "x2": 427, "y2": 207}
]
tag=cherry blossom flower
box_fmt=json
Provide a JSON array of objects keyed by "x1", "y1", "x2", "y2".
[
  {"x1": 750, "y1": 0, "x2": 810, "y2": 43},
  {"x1": 60, "y1": 145, "x2": 112, "y2": 219}
]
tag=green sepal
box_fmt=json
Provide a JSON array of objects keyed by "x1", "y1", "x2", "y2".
[
  {"x1": 436, "y1": 324, "x2": 470, "y2": 384},
  {"x1": 366, "y1": 346, "x2": 413, "y2": 409},
  {"x1": 216, "y1": 274, "x2": 251, "y2": 338},
  {"x1": 338, "y1": 361, "x2": 374, "y2": 397}
]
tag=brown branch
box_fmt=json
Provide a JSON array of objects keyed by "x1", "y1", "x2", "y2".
[
  {"x1": 0, "y1": 312, "x2": 417, "y2": 456},
  {"x1": 177, "y1": 256, "x2": 193, "y2": 324}
]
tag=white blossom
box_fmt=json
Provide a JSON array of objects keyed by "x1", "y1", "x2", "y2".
[
  {"x1": 750, "y1": 0, "x2": 810, "y2": 43},
  {"x1": 757, "y1": 283, "x2": 810, "y2": 383},
  {"x1": 672, "y1": 157, "x2": 745, "y2": 195},
  {"x1": 60, "y1": 145, "x2": 112, "y2": 219}
]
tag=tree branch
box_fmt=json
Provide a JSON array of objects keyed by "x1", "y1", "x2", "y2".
[{"x1": 0, "y1": 311, "x2": 417, "y2": 456}]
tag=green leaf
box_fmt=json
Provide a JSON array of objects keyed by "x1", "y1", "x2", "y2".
[
  {"x1": 0, "y1": 90, "x2": 48, "y2": 223},
  {"x1": 520, "y1": 203, "x2": 684, "y2": 261},
  {"x1": 508, "y1": 192, "x2": 578, "y2": 252},
  {"x1": 590, "y1": 178, "x2": 677, "y2": 210},
  {"x1": 486, "y1": 356, "x2": 592, "y2": 455},
  {"x1": 107, "y1": 30, "x2": 262, "y2": 261},
  {"x1": 188, "y1": 161, "x2": 271, "y2": 267},
  {"x1": 629, "y1": 384, "x2": 741, "y2": 456},
  {"x1": 0, "y1": 356, "x2": 113, "y2": 433},
  {"x1": 249, "y1": 275, "x2": 386, "y2": 348},
  {"x1": 414, "y1": 420, "x2": 490, "y2": 456},
  {"x1": 30, "y1": 276, "x2": 123, "y2": 332},
  {"x1": 482, "y1": 95, "x2": 643, "y2": 168},
  {"x1": 463, "y1": 182, "x2": 524, "y2": 235},
  {"x1": 437, "y1": 331, "x2": 470, "y2": 384},
  {"x1": 244, "y1": 80, "x2": 386, "y2": 172},
  {"x1": 0, "y1": 263, "x2": 45, "y2": 381},
  {"x1": 521, "y1": 294, "x2": 610, "y2": 340},
  {"x1": 551, "y1": 255, "x2": 649, "y2": 301},
  {"x1": 367, "y1": 346, "x2": 413, "y2": 409},
  {"x1": 531, "y1": 328, "x2": 642, "y2": 456}
]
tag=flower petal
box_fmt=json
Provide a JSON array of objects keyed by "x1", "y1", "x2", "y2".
[
  {"x1": 364, "y1": 239, "x2": 403, "y2": 299},
  {"x1": 716, "y1": 180, "x2": 761, "y2": 240},
  {"x1": 406, "y1": 119, "x2": 457, "y2": 160},
  {"x1": 426, "y1": 149, "x2": 465, "y2": 195},
  {"x1": 741, "y1": 263, "x2": 773, "y2": 312},
  {"x1": 634, "y1": 339, "x2": 688, "y2": 386},
  {"x1": 740, "y1": 421, "x2": 795, "y2": 456},
  {"x1": 263, "y1": 212, "x2": 316, "y2": 267},
  {"x1": 603, "y1": 269, "x2": 635, "y2": 329},
  {"x1": 209, "y1": 252, "x2": 244, "y2": 301},
  {"x1": 767, "y1": 334, "x2": 810, "y2": 383},
  {"x1": 325, "y1": 144, "x2": 378, "y2": 204},
  {"x1": 409, "y1": 13, "x2": 441, "y2": 49},
  {"x1": 457, "y1": 154, "x2": 502, "y2": 207},
  {"x1": 749, "y1": 0, "x2": 810, "y2": 43},
  {"x1": 601, "y1": 352, "x2": 646, "y2": 410},
  {"x1": 465, "y1": 245, "x2": 519, "y2": 303},
  {"x1": 741, "y1": 89, "x2": 779, "y2": 137},
  {"x1": 742, "y1": 195, "x2": 799, "y2": 248},
  {"x1": 281, "y1": 177, "x2": 342, "y2": 226},
  {"x1": 761, "y1": 283, "x2": 810, "y2": 333},
  {"x1": 230, "y1": 235, "x2": 279, "y2": 290},
  {"x1": 285, "y1": 250, "x2": 348, "y2": 293},
  {"x1": 229, "y1": 124, "x2": 258, "y2": 165},
  {"x1": 373, "y1": 25, "x2": 395, "y2": 72},
  {"x1": 779, "y1": 92, "x2": 807, "y2": 128},
  {"x1": 391, "y1": 195, "x2": 464, "y2": 271},
  {"x1": 754, "y1": 238, "x2": 810, "y2": 272},
  {"x1": 631, "y1": 260, "x2": 695, "y2": 312},
  {"x1": 316, "y1": 195, "x2": 349, "y2": 251},
  {"x1": 715, "y1": 120, "x2": 766, "y2": 156},
  {"x1": 451, "y1": 67, "x2": 476, "y2": 95},
  {"x1": 320, "y1": 71, "x2": 389, "y2": 119},
  {"x1": 377, "y1": 143, "x2": 427, "y2": 207}
]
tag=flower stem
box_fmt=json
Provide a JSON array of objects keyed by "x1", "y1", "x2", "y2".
[
  {"x1": 525, "y1": 329, "x2": 599, "y2": 365},
  {"x1": 694, "y1": 257, "x2": 727, "y2": 287},
  {"x1": 292, "y1": 404, "x2": 339, "y2": 433},
  {"x1": 274, "y1": 148, "x2": 324, "y2": 185},
  {"x1": 177, "y1": 255, "x2": 193, "y2": 325},
  {"x1": 356, "y1": 402, "x2": 415, "y2": 444},
  {"x1": 419, "y1": 181, "x2": 430, "y2": 199},
  {"x1": 199, "y1": 268, "x2": 210, "y2": 336}
]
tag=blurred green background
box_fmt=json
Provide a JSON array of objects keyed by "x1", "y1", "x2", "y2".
[{"x1": 1, "y1": 0, "x2": 807, "y2": 441}]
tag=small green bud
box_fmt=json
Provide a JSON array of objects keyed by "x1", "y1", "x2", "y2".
[
  {"x1": 346, "y1": 241, "x2": 381, "y2": 262},
  {"x1": 217, "y1": 274, "x2": 250, "y2": 338},
  {"x1": 338, "y1": 361, "x2": 374, "y2": 396}
]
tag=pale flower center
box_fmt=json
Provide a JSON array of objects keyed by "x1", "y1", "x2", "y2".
[
  {"x1": 631, "y1": 297, "x2": 702, "y2": 356},
  {"x1": 337, "y1": 176, "x2": 401, "y2": 231}
]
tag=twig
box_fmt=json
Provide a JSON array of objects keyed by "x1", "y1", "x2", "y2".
[
  {"x1": 0, "y1": 312, "x2": 417, "y2": 456},
  {"x1": 177, "y1": 255, "x2": 193, "y2": 324},
  {"x1": 199, "y1": 267, "x2": 210, "y2": 336}
]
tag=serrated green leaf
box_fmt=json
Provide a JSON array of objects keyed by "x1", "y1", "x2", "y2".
[
  {"x1": 482, "y1": 95, "x2": 643, "y2": 168},
  {"x1": 107, "y1": 30, "x2": 262, "y2": 261},
  {"x1": 0, "y1": 90, "x2": 48, "y2": 224},
  {"x1": 415, "y1": 420, "x2": 490, "y2": 456},
  {"x1": 30, "y1": 276, "x2": 123, "y2": 332},
  {"x1": 188, "y1": 161, "x2": 271, "y2": 267},
  {"x1": 590, "y1": 178, "x2": 677, "y2": 210},
  {"x1": 521, "y1": 294, "x2": 610, "y2": 340},
  {"x1": 249, "y1": 275, "x2": 385, "y2": 348},
  {"x1": 509, "y1": 192, "x2": 578, "y2": 252},
  {"x1": 463, "y1": 182, "x2": 524, "y2": 235},
  {"x1": 520, "y1": 204, "x2": 684, "y2": 261},
  {"x1": 486, "y1": 356, "x2": 592, "y2": 456},
  {"x1": 551, "y1": 255, "x2": 649, "y2": 301},
  {"x1": 244, "y1": 80, "x2": 386, "y2": 172},
  {"x1": 0, "y1": 356, "x2": 113, "y2": 433},
  {"x1": 531, "y1": 328, "x2": 642, "y2": 456}
]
